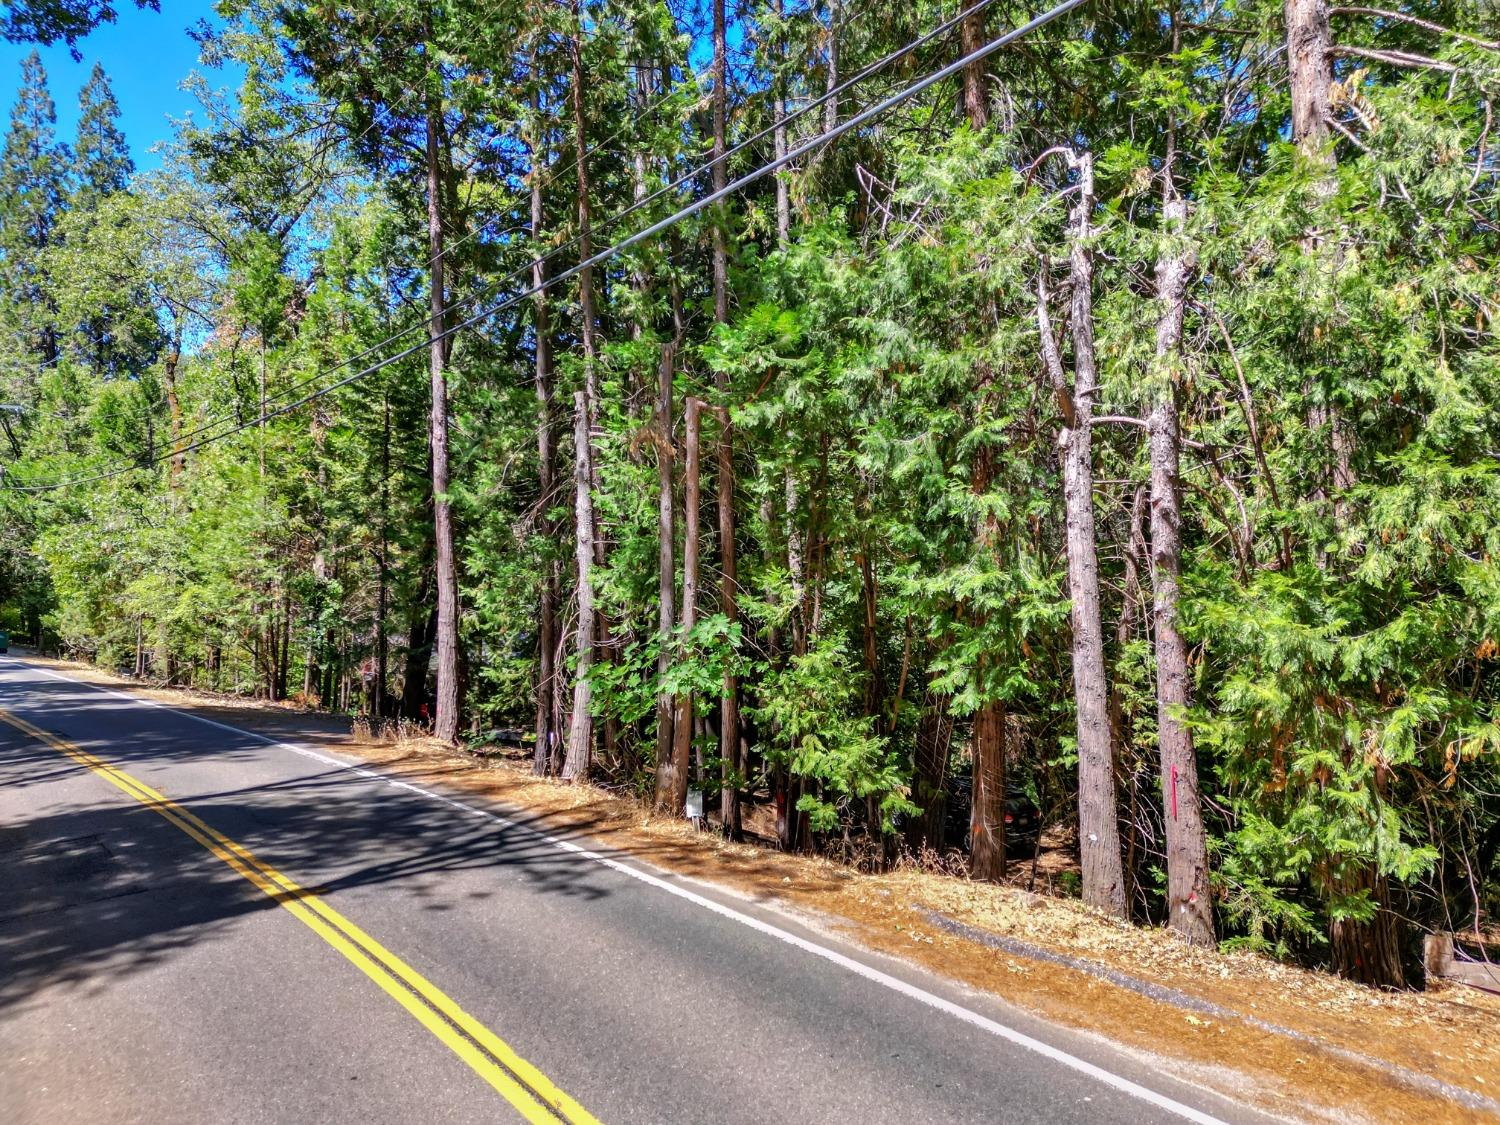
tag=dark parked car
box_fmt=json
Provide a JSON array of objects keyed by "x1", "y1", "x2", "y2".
[
  {"x1": 1002, "y1": 787, "x2": 1041, "y2": 841},
  {"x1": 942, "y1": 774, "x2": 1041, "y2": 848}
]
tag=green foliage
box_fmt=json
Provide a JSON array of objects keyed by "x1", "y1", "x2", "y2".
[{"x1": 751, "y1": 640, "x2": 916, "y2": 834}]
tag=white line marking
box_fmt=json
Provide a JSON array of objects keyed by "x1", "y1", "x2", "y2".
[{"x1": 10, "y1": 657, "x2": 1229, "y2": 1124}]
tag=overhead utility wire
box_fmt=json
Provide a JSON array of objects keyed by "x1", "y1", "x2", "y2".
[
  {"x1": 157, "y1": 0, "x2": 1002, "y2": 453},
  {"x1": 4, "y1": 0, "x2": 1088, "y2": 493}
]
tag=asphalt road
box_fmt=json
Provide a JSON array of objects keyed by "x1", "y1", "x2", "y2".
[{"x1": 0, "y1": 654, "x2": 1265, "y2": 1124}]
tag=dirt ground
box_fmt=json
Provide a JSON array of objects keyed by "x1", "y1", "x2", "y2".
[{"x1": 19, "y1": 653, "x2": 1500, "y2": 1123}]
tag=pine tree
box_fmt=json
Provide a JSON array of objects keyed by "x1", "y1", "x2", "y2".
[
  {"x1": 74, "y1": 62, "x2": 132, "y2": 201},
  {"x1": 60, "y1": 61, "x2": 144, "y2": 377},
  {"x1": 0, "y1": 50, "x2": 69, "y2": 373}
]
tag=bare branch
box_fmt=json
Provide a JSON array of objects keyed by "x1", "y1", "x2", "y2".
[
  {"x1": 1330, "y1": 43, "x2": 1458, "y2": 72},
  {"x1": 1326, "y1": 112, "x2": 1376, "y2": 154},
  {"x1": 1329, "y1": 7, "x2": 1500, "y2": 51}
]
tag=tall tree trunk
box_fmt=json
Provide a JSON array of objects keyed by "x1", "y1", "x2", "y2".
[
  {"x1": 530, "y1": 90, "x2": 559, "y2": 776},
  {"x1": 1286, "y1": 0, "x2": 1395, "y2": 985},
  {"x1": 630, "y1": 54, "x2": 653, "y2": 324},
  {"x1": 961, "y1": 11, "x2": 1000, "y2": 881},
  {"x1": 258, "y1": 346, "x2": 267, "y2": 482},
  {"x1": 1286, "y1": 0, "x2": 1347, "y2": 518},
  {"x1": 374, "y1": 388, "x2": 390, "y2": 719},
  {"x1": 1330, "y1": 869, "x2": 1405, "y2": 988},
  {"x1": 959, "y1": 1, "x2": 989, "y2": 127},
  {"x1": 565, "y1": 8, "x2": 604, "y2": 773},
  {"x1": 1286, "y1": 0, "x2": 1332, "y2": 158},
  {"x1": 658, "y1": 397, "x2": 702, "y2": 813},
  {"x1": 424, "y1": 74, "x2": 461, "y2": 745},
  {"x1": 970, "y1": 699, "x2": 1006, "y2": 881},
  {"x1": 571, "y1": 12, "x2": 602, "y2": 510},
  {"x1": 772, "y1": 0, "x2": 791, "y2": 244},
  {"x1": 858, "y1": 546, "x2": 881, "y2": 721},
  {"x1": 163, "y1": 323, "x2": 185, "y2": 484},
  {"x1": 778, "y1": 463, "x2": 807, "y2": 849},
  {"x1": 711, "y1": 0, "x2": 741, "y2": 837},
  {"x1": 906, "y1": 681, "x2": 954, "y2": 854},
  {"x1": 654, "y1": 345, "x2": 677, "y2": 795},
  {"x1": 823, "y1": 0, "x2": 840, "y2": 133},
  {"x1": 969, "y1": 436, "x2": 1006, "y2": 882},
  {"x1": 1150, "y1": 188, "x2": 1214, "y2": 945},
  {"x1": 858, "y1": 539, "x2": 886, "y2": 850},
  {"x1": 563, "y1": 390, "x2": 597, "y2": 782},
  {"x1": 277, "y1": 588, "x2": 292, "y2": 702},
  {"x1": 786, "y1": 466, "x2": 807, "y2": 657},
  {"x1": 1037, "y1": 151, "x2": 1128, "y2": 919},
  {"x1": 400, "y1": 570, "x2": 436, "y2": 721}
]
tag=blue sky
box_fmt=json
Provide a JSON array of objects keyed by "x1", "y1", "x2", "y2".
[{"x1": 0, "y1": 1, "x2": 240, "y2": 171}]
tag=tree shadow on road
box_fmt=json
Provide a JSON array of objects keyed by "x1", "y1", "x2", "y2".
[{"x1": 0, "y1": 726, "x2": 694, "y2": 1018}]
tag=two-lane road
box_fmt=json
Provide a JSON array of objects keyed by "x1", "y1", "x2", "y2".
[{"x1": 0, "y1": 655, "x2": 1260, "y2": 1124}]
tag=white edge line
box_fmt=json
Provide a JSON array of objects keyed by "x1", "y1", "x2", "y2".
[{"x1": 13, "y1": 657, "x2": 1228, "y2": 1125}]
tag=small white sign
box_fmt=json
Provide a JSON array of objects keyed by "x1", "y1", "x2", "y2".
[{"x1": 685, "y1": 789, "x2": 704, "y2": 819}]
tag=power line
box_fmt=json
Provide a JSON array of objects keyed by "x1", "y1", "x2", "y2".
[
  {"x1": 67, "y1": 0, "x2": 1003, "y2": 466},
  {"x1": 4, "y1": 0, "x2": 1089, "y2": 494}
]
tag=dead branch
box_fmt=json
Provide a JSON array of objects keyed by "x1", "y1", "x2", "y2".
[
  {"x1": 1330, "y1": 44, "x2": 1458, "y2": 72},
  {"x1": 1329, "y1": 7, "x2": 1500, "y2": 52}
]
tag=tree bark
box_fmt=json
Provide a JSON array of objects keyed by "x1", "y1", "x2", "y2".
[
  {"x1": 424, "y1": 73, "x2": 461, "y2": 745},
  {"x1": 563, "y1": 390, "x2": 597, "y2": 782},
  {"x1": 961, "y1": 20, "x2": 998, "y2": 879},
  {"x1": 771, "y1": 0, "x2": 790, "y2": 244},
  {"x1": 654, "y1": 345, "x2": 677, "y2": 795},
  {"x1": 565, "y1": 6, "x2": 609, "y2": 773},
  {"x1": 959, "y1": 2, "x2": 990, "y2": 128},
  {"x1": 711, "y1": 0, "x2": 742, "y2": 838},
  {"x1": 659, "y1": 397, "x2": 702, "y2": 814},
  {"x1": 970, "y1": 698, "x2": 1007, "y2": 881},
  {"x1": 858, "y1": 540, "x2": 885, "y2": 851},
  {"x1": 779, "y1": 462, "x2": 807, "y2": 849},
  {"x1": 823, "y1": 0, "x2": 840, "y2": 134},
  {"x1": 1037, "y1": 151, "x2": 1128, "y2": 920},
  {"x1": 1286, "y1": 0, "x2": 1333, "y2": 158},
  {"x1": 374, "y1": 388, "x2": 390, "y2": 719},
  {"x1": 906, "y1": 682, "x2": 954, "y2": 854},
  {"x1": 400, "y1": 553, "x2": 436, "y2": 722},
  {"x1": 1149, "y1": 191, "x2": 1214, "y2": 945},
  {"x1": 786, "y1": 466, "x2": 807, "y2": 657},
  {"x1": 1330, "y1": 869, "x2": 1405, "y2": 988},
  {"x1": 1287, "y1": 0, "x2": 1398, "y2": 981},
  {"x1": 163, "y1": 323, "x2": 185, "y2": 484},
  {"x1": 529, "y1": 90, "x2": 559, "y2": 776}
]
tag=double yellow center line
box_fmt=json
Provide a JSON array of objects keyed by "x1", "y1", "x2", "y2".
[{"x1": 0, "y1": 707, "x2": 598, "y2": 1125}]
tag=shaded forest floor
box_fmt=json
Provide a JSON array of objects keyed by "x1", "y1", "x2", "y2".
[{"x1": 20, "y1": 652, "x2": 1500, "y2": 1123}]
